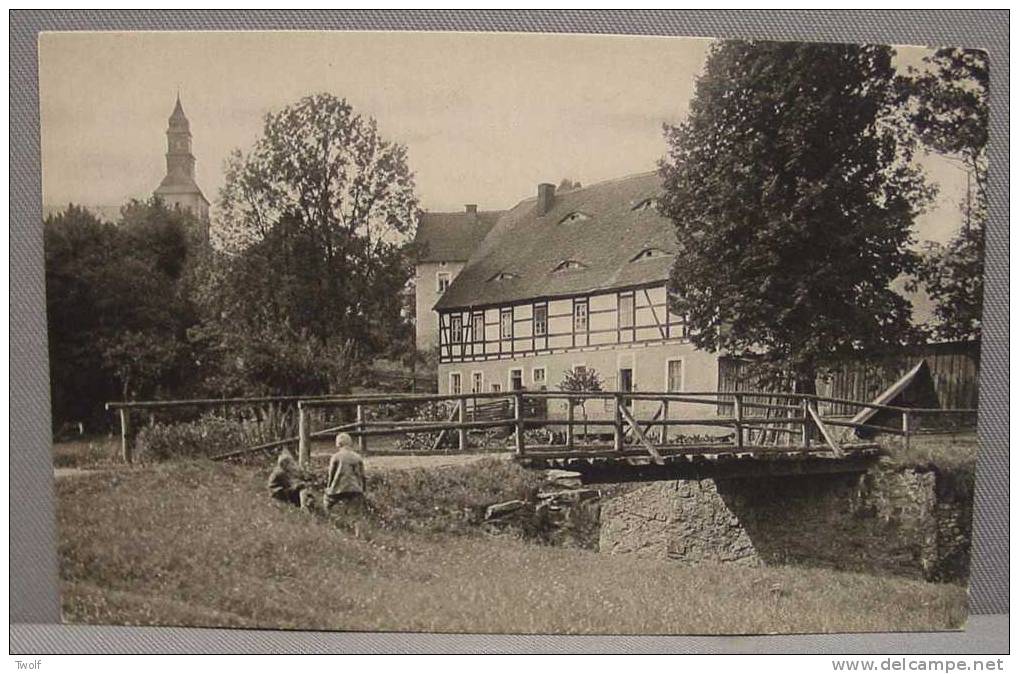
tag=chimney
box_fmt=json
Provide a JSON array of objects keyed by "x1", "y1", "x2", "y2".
[
  {"x1": 536, "y1": 183, "x2": 556, "y2": 216},
  {"x1": 465, "y1": 204, "x2": 478, "y2": 216}
]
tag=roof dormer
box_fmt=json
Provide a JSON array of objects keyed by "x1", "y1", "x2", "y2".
[
  {"x1": 488, "y1": 271, "x2": 518, "y2": 282},
  {"x1": 558, "y1": 211, "x2": 591, "y2": 225},
  {"x1": 630, "y1": 247, "x2": 670, "y2": 262},
  {"x1": 551, "y1": 259, "x2": 588, "y2": 272},
  {"x1": 631, "y1": 197, "x2": 657, "y2": 212}
]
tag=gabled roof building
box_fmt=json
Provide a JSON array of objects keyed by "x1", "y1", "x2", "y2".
[
  {"x1": 412, "y1": 205, "x2": 502, "y2": 351},
  {"x1": 433, "y1": 172, "x2": 721, "y2": 423}
]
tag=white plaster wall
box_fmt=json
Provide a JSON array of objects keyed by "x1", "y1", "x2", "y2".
[
  {"x1": 415, "y1": 261, "x2": 466, "y2": 351},
  {"x1": 438, "y1": 340, "x2": 722, "y2": 432}
]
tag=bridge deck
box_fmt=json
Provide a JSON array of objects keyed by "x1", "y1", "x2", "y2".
[{"x1": 517, "y1": 442, "x2": 883, "y2": 483}]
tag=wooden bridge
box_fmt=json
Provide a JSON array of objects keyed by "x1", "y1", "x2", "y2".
[{"x1": 106, "y1": 388, "x2": 975, "y2": 482}]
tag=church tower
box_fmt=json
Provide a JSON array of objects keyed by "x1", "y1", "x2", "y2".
[{"x1": 154, "y1": 94, "x2": 211, "y2": 242}]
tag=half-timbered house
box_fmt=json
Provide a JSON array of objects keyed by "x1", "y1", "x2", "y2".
[{"x1": 432, "y1": 172, "x2": 722, "y2": 424}]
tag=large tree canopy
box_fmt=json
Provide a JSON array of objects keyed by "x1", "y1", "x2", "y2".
[
  {"x1": 201, "y1": 93, "x2": 419, "y2": 394},
  {"x1": 660, "y1": 41, "x2": 932, "y2": 386},
  {"x1": 44, "y1": 201, "x2": 202, "y2": 427},
  {"x1": 218, "y1": 93, "x2": 418, "y2": 253},
  {"x1": 901, "y1": 48, "x2": 988, "y2": 341}
]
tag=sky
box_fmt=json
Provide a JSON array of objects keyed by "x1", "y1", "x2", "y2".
[{"x1": 39, "y1": 31, "x2": 969, "y2": 245}]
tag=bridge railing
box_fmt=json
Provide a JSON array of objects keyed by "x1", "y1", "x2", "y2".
[{"x1": 106, "y1": 390, "x2": 977, "y2": 466}]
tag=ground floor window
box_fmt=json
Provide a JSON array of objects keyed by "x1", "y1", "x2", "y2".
[
  {"x1": 509, "y1": 368, "x2": 524, "y2": 391},
  {"x1": 666, "y1": 358, "x2": 684, "y2": 392},
  {"x1": 532, "y1": 366, "x2": 546, "y2": 387},
  {"x1": 491, "y1": 383, "x2": 502, "y2": 393},
  {"x1": 471, "y1": 371, "x2": 484, "y2": 394},
  {"x1": 449, "y1": 372, "x2": 462, "y2": 395}
]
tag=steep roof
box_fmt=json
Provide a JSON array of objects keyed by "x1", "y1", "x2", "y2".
[
  {"x1": 154, "y1": 176, "x2": 210, "y2": 204},
  {"x1": 169, "y1": 95, "x2": 190, "y2": 131},
  {"x1": 413, "y1": 209, "x2": 502, "y2": 263},
  {"x1": 435, "y1": 172, "x2": 676, "y2": 311}
]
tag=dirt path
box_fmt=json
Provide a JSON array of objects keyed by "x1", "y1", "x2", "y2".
[{"x1": 53, "y1": 467, "x2": 97, "y2": 479}]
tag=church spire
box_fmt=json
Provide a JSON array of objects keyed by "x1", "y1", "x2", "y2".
[
  {"x1": 169, "y1": 92, "x2": 189, "y2": 131},
  {"x1": 154, "y1": 93, "x2": 210, "y2": 232},
  {"x1": 160, "y1": 94, "x2": 196, "y2": 186}
]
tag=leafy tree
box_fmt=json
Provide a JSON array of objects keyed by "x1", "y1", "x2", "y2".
[
  {"x1": 44, "y1": 200, "x2": 202, "y2": 427},
  {"x1": 659, "y1": 41, "x2": 932, "y2": 390},
  {"x1": 900, "y1": 48, "x2": 988, "y2": 341},
  {"x1": 206, "y1": 94, "x2": 419, "y2": 395},
  {"x1": 558, "y1": 367, "x2": 603, "y2": 440},
  {"x1": 911, "y1": 227, "x2": 984, "y2": 341},
  {"x1": 189, "y1": 219, "x2": 366, "y2": 396}
]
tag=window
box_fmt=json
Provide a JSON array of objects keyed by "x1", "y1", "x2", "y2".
[
  {"x1": 471, "y1": 372, "x2": 484, "y2": 394},
  {"x1": 449, "y1": 372, "x2": 462, "y2": 396},
  {"x1": 491, "y1": 383, "x2": 502, "y2": 393},
  {"x1": 471, "y1": 313, "x2": 485, "y2": 343},
  {"x1": 500, "y1": 309, "x2": 513, "y2": 339},
  {"x1": 437, "y1": 272, "x2": 451, "y2": 293},
  {"x1": 630, "y1": 247, "x2": 669, "y2": 261},
  {"x1": 572, "y1": 364, "x2": 587, "y2": 375},
  {"x1": 618, "y1": 293, "x2": 634, "y2": 329},
  {"x1": 533, "y1": 304, "x2": 548, "y2": 336},
  {"x1": 552, "y1": 259, "x2": 587, "y2": 272},
  {"x1": 450, "y1": 315, "x2": 463, "y2": 344},
  {"x1": 666, "y1": 359, "x2": 684, "y2": 392},
  {"x1": 488, "y1": 271, "x2": 517, "y2": 282},
  {"x1": 573, "y1": 300, "x2": 589, "y2": 333},
  {"x1": 558, "y1": 211, "x2": 590, "y2": 225},
  {"x1": 532, "y1": 367, "x2": 546, "y2": 386},
  {"x1": 631, "y1": 197, "x2": 657, "y2": 212},
  {"x1": 509, "y1": 369, "x2": 524, "y2": 391}
]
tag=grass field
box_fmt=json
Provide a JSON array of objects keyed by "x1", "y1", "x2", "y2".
[{"x1": 55, "y1": 456, "x2": 969, "y2": 635}]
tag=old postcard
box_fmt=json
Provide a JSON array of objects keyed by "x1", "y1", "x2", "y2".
[{"x1": 40, "y1": 30, "x2": 985, "y2": 634}]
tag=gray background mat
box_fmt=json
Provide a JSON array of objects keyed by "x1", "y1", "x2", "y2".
[{"x1": 10, "y1": 9, "x2": 1009, "y2": 653}]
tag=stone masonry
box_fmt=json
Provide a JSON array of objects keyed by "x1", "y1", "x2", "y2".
[{"x1": 598, "y1": 462, "x2": 972, "y2": 582}]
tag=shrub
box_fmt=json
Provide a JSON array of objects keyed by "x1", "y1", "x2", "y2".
[{"x1": 136, "y1": 414, "x2": 278, "y2": 462}]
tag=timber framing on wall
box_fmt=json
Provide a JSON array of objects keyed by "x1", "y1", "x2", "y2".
[{"x1": 437, "y1": 282, "x2": 688, "y2": 364}]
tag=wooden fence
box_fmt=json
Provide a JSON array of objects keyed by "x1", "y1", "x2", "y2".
[
  {"x1": 718, "y1": 340, "x2": 981, "y2": 416},
  {"x1": 107, "y1": 389, "x2": 976, "y2": 467}
]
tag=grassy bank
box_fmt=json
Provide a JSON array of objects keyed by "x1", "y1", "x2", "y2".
[{"x1": 56, "y1": 459, "x2": 967, "y2": 634}]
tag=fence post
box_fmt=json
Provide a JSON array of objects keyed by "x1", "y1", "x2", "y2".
[
  {"x1": 356, "y1": 404, "x2": 367, "y2": 454},
  {"x1": 513, "y1": 391, "x2": 525, "y2": 455},
  {"x1": 566, "y1": 399, "x2": 575, "y2": 450},
  {"x1": 801, "y1": 398, "x2": 812, "y2": 449},
  {"x1": 660, "y1": 399, "x2": 669, "y2": 445},
  {"x1": 902, "y1": 410, "x2": 911, "y2": 452},
  {"x1": 118, "y1": 408, "x2": 134, "y2": 464},
  {"x1": 298, "y1": 404, "x2": 310, "y2": 468},
  {"x1": 457, "y1": 396, "x2": 467, "y2": 451},
  {"x1": 613, "y1": 393, "x2": 624, "y2": 452},
  {"x1": 733, "y1": 393, "x2": 744, "y2": 451}
]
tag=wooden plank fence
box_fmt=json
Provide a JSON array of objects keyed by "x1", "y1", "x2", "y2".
[{"x1": 718, "y1": 340, "x2": 980, "y2": 416}]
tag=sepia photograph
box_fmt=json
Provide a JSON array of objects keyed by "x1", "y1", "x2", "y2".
[{"x1": 39, "y1": 29, "x2": 987, "y2": 635}]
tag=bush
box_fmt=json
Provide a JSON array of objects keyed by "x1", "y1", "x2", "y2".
[{"x1": 136, "y1": 414, "x2": 278, "y2": 462}]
